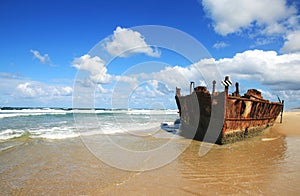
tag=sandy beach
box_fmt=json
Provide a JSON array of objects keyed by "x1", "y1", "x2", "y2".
[
  {"x1": 275, "y1": 110, "x2": 300, "y2": 136},
  {"x1": 2, "y1": 0, "x2": 300, "y2": 195},
  {"x1": 0, "y1": 111, "x2": 299, "y2": 195}
]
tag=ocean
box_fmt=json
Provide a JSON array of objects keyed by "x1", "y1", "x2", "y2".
[
  {"x1": 0, "y1": 108, "x2": 178, "y2": 141},
  {"x1": 0, "y1": 108, "x2": 299, "y2": 194}
]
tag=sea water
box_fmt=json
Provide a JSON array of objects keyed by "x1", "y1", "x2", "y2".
[{"x1": 0, "y1": 108, "x2": 178, "y2": 141}]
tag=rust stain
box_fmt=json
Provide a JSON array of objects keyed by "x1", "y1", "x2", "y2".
[{"x1": 176, "y1": 76, "x2": 284, "y2": 144}]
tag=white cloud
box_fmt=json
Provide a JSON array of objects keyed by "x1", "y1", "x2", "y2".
[
  {"x1": 148, "y1": 80, "x2": 173, "y2": 95},
  {"x1": 213, "y1": 41, "x2": 229, "y2": 49},
  {"x1": 13, "y1": 48, "x2": 300, "y2": 109},
  {"x1": 262, "y1": 22, "x2": 286, "y2": 35},
  {"x1": 197, "y1": 50, "x2": 300, "y2": 91},
  {"x1": 276, "y1": 89, "x2": 300, "y2": 102},
  {"x1": 71, "y1": 49, "x2": 300, "y2": 108},
  {"x1": 17, "y1": 82, "x2": 73, "y2": 98},
  {"x1": 96, "y1": 84, "x2": 109, "y2": 94},
  {"x1": 112, "y1": 64, "x2": 207, "y2": 99},
  {"x1": 202, "y1": 0, "x2": 297, "y2": 36},
  {"x1": 104, "y1": 26, "x2": 161, "y2": 58},
  {"x1": 17, "y1": 82, "x2": 39, "y2": 97},
  {"x1": 30, "y1": 49, "x2": 51, "y2": 65},
  {"x1": 72, "y1": 54, "x2": 112, "y2": 83},
  {"x1": 202, "y1": 0, "x2": 300, "y2": 53},
  {"x1": 281, "y1": 30, "x2": 300, "y2": 53},
  {"x1": 250, "y1": 37, "x2": 276, "y2": 48},
  {"x1": 115, "y1": 75, "x2": 139, "y2": 84},
  {"x1": 61, "y1": 86, "x2": 73, "y2": 95},
  {"x1": 119, "y1": 49, "x2": 300, "y2": 107}
]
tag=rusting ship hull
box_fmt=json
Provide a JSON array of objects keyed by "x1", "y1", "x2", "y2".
[{"x1": 175, "y1": 77, "x2": 283, "y2": 144}]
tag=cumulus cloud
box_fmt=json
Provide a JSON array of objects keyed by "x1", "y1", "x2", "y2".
[
  {"x1": 0, "y1": 72, "x2": 75, "y2": 107},
  {"x1": 72, "y1": 54, "x2": 112, "y2": 83},
  {"x1": 187, "y1": 50, "x2": 300, "y2": 91},
  {"x1": 202, "y1": 0, "x2": 300, "y2": 53},
  {"x1": 104, "y1": 26, "x2": 161, "y2": 58},
  {"x1": 202, "y1": 0, "x2": 297, "y2": 36},
  {"x1": 30, "y1": 49, "x2": 51, "y2": 65},
  {"x1": 109, "y1": 66, "x2": 197, "y2": 108},
  {"x1": 173, "y1": 49, "x2": 299, "y2": 107},
  {"x1": 119, "y1": 80, "x2": 175, "y2": 109},
  {"x1": 70, "y1": 49, "x2": 300, "y2": 108},
  {"x1": 148, "y1": 80, "x2": 173, "y2": 95},
  {"x1": 281, "y1": 30, "x2": 300, "y2": 53},
  {"x1": 17, "y1": 82, "x2": 72, "y2": 98},
  {"x1": 276, "y1": 89, "x2": 300, "y2": 103},
  {"x1": 120, "y1": 49, "x2": 300, "y2": 107},
  {"x1": 112, "y1": 64, "x2": 207, "y2": 100},
  {"x1": 17, "y1": 82, "x2": 39, "y2": 97}
]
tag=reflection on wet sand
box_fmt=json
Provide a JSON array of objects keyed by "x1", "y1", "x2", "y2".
[
  {"x1": 110, "y1": 122, "x2": 300, "y2": 195},
  {"x1": 178, "y1": 128, "x2": 288, "y2": 195}
]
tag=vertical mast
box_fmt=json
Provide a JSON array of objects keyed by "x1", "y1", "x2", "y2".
[
  {"x1": 222, "y1": 76, "x2": 232, "y2": 96},
  {"x1": 221, "y1": 76, "x2": 232, "y2": 131},
  {"x1": 212, "y1": 80, "x2": 216, "y2": 94},
  {"x1": 190, "y1": 81, "x2": 195, "y2": 94}
]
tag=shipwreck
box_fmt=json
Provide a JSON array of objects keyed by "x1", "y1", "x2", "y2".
[{"x1": 175, "y1": 76, "x2": 284, "y2": 144}]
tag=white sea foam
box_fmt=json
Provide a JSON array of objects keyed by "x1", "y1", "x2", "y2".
[
  {"x1": 0, "y1": 108, "x2": 178, "y2": 118},
  {"x1": 0, "y1": 127, "x2": 80, "y2": 140},
  {"x1": 0, "y1": 129, "x2": 25, "y2": 140},
  {"x1": 126, "y1": 109, "x2": 178, "y2": 115},
  {"x1": 0, "y1": 108, "x2": 179, "y2": 140},
  {"x1": 0, "y1": 125, "x2": 131, "y2": 140},
  {"x1": 0, "y1": 109, "x2": 69, "y2": 118}
]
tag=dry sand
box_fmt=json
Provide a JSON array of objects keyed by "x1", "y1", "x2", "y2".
[{"x1": 275, "y1": 110, "x2": 300, "y2": 136}]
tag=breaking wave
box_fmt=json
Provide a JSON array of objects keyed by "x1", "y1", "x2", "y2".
[{"x1": 0, "y1": 108, "x2": 179, "y2": 141}]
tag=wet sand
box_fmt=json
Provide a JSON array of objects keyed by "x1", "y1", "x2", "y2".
[{"x1": 0, "y1": 112, "x2": 299, "y2": 195}]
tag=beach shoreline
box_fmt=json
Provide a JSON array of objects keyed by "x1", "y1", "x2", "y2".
[{"x1": 0, "y1": 111, "x2": 299, "y2": 195}]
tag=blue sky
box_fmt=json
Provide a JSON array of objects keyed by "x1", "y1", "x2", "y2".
[{"x1": 1, "y1": 0, "x2": 300, "y2": 109}]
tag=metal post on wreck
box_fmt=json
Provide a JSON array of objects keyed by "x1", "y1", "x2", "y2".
[
  {"x1": 221, "y1": 76, "x2": 232, "y2": 123},
  {"x1": 221, "y1": 76, "x2": 232, "y2": 95},
  {"x1": 212, "y1": 80, "x2": 216, "y2": 94},
  {"x1": 280, "y1": 100, "x2": 284, "y2": 123},
  {"x1": 190, "y1": 81, "x2": 195, "y2": 94},
  {"x1": 235, "y1": 82, "x2": 240, "y2": 96}
]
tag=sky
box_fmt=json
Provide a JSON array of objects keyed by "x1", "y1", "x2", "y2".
[{"x1": 1, "y1": 0, "x2": 300, "y2": 109}]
